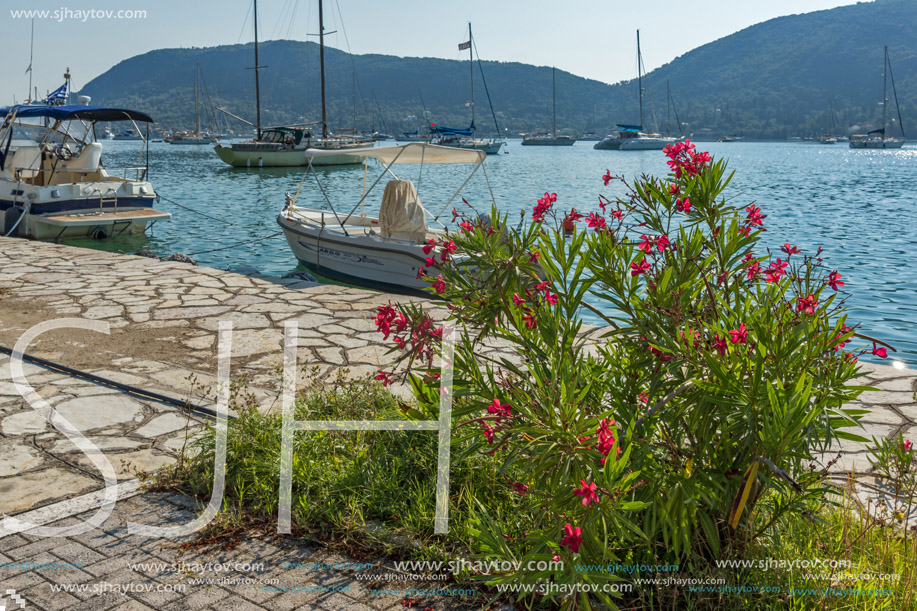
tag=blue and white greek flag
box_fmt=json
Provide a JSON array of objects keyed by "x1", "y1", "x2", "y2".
[{"x1": 46, "y1": 82, "x2": 68, "y2": 105}]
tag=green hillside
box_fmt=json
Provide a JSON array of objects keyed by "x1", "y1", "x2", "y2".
[{"x1": 79, "y1": 0, "x2": 916, "y2": 139}]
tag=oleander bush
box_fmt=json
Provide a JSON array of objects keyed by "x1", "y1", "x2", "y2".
[{"x1": 375, "y1": 142, "x2": 890, "y2": 609}]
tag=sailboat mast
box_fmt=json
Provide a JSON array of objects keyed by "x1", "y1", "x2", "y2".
[
  {"x1": 637, "y1": 30, "x2": 644, "y2": 130},
  {"x1": 27, "y1": 18, "x2": 34, "y2": 103},
  {"x1": 193, "y1": 67, "x2": 200, "y2": 136},
  {"x1": 666, "y1": 80, "x2": 671, "y2": 135},
  {"x1": 552, "y1": 67, "x2": 557, "y2": 139},
  {"x1": 468, "y1": 22, "x2": 475, "y2": 139},
  {"x1": 253, "y1": 0, "x2": 262, "y2": 140},
  {"x1": 882, "y1": 46, "x2": 888, "y2": 142},
  {"x1": 319, "y1": 0, "x2": 328, "y2": 139}
]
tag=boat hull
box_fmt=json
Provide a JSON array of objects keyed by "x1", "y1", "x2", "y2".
[
  {"x1": 593, "y1": 138, "x2": 622, "y2": 150},
  {"x1": 521, "y1": 138, "x2": 577, "y2": 146},
  {"x1": 214, "y1": 143, "x2": 372, "y2": 167},
  {"x1": 277, "y1": 214, "x2": 431, "y2": 292},
  {"x1": 849, "y1": 139, "x2": 905, "y2": 149},
  {"x1": 0, "y1": 197, "x2": 167, "y2": 240},
  {"x1": 619, "y1": 137, "x2": 677, "y2": 150}
]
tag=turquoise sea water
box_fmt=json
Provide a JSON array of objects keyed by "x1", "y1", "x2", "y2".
[{"x1": 71, "y1": 140, "x2": 917, "y2": 365}]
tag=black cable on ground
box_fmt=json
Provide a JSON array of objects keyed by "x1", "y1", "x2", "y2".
[{"x1": 0, "y1": 345, "x2": 230, "y2": 421}]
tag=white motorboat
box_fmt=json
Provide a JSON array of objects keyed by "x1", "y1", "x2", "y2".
[
  {"x1": 277, "y1": 143, "x2": 491, "y2": 292},
  {"x1": 0, "y1": 104, "x2": 169, "y2": 240}
]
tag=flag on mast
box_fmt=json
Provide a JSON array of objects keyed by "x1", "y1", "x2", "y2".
[
  {"x1": 24, "y1": 63, "x2": 32, "y2": 74},
  {"x1": 458, "y1": 41, "x2": 471, "y2": 51}
]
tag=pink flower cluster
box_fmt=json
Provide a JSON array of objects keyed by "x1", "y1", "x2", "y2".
[
  {"x1": 662, "y1": 140, "x2": 712, "y2": 179},
  {"x1": 374, "y1": 303, "x2": 443, "y2": 367},
  {"x1": 532, "y1": 192, "x2": 557, "y2": 222}
]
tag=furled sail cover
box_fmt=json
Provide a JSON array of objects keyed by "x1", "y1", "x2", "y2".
[{"x1": 379, "y1": 180, "x2": 428, "y2": 243}]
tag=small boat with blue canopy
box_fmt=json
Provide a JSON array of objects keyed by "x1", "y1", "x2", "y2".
[{"x1": 0, "y1": 103, "x2": 169, "y2": 240}]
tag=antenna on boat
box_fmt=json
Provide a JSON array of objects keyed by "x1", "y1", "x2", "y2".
[
  {"x1": 637, "y1": 29, "x2": 644, "y2": 131},
  {"x1": 468, "y1": 22, "x2": 475, "y2": 140}
]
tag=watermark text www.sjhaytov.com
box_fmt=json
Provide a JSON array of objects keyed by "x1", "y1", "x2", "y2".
[{"x1": 10, "y1": 8, "x2": 147, "y2": 22}]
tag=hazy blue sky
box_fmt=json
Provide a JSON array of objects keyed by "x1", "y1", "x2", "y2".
[{"x1": 3, "y1": 0, "x2": 862, "y2": 103}]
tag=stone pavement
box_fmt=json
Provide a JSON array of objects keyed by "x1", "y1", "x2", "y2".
[{"x1": 0, "y1": 237, "x2": 915, "y2": 609}]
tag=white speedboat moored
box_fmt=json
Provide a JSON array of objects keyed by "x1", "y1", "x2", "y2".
[
  {"x1": 277, "y1": 143, "x2": 491, "y2": 293},
  {"x1": 0, "y1": 104, "x2": 169, "y2": 240}
]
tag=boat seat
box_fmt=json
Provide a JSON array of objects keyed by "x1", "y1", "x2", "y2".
[
  {"x1": 3, "y1": 145, "x2": 41, "y2": 181},
  {"x1": 379, "y1": 180, "x2": 428, "y2": 243},
  {"x1": 48, "y1": 143, "x2": 103, "y2": 185}
]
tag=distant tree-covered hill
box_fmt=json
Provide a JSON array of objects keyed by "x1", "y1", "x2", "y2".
[{"x1": 80, "y1": 0, "x2": 916, "y2": 140}]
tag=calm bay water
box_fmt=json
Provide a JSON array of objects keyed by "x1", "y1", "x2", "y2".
[{"x1": 74, "y1": 140, "x2": 917, "y2": 365}]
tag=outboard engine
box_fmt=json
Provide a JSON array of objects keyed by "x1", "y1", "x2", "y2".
[{"x1": 2, "y1": 207, "x2": 23, "y2": 237}]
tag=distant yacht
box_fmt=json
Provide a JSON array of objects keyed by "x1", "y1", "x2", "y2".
[
  {"x1": 522, "y1": 68, "x2": 576, "y2": 146},
  {"x1": 111, "y1": 129, "x2": 143, "y2": 141},
  {"x1": 167, "y1": 65, "x2": 214, "y2": 145},
  {"x1": 213, "y1": 0, "x2": 372, "y2": 167},
  {"x1": 850, "y1": 46, "x2": 905, "y2": 149},
  {"x1": 429, "y1": 23, "x2": 503, "y2": 155},
  {"x1": 595, "y1": 30, "x2": 679, "y2": 151}
]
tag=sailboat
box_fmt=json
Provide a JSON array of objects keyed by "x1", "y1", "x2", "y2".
[
  {"x1": 213, "y1": 0, "x2": 373, "y2": 167},
  {"x1": 595, "y1": 30, "x2": 679, "y2": 151},
  {"x1": 430, "y1": 23, "x2": 503, "y2": 155},
  {"x1": 849, "y1": 46, "x2": 905, "y2": 149},
  {"x1": 167, "y1": 65, "x2": 213, "y2": 145},
  {"x1": 522, "y1": 67, "x2": 576, "y2": 146}
]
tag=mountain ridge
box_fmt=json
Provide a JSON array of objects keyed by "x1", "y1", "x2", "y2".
[{"x1": 79, "y1": 0, "x2": 915, "y2": 139}]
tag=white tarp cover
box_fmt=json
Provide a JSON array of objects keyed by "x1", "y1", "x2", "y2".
[
  {"x1": 304, "y1": 142, "x2": 485, "y2": 165},
  {"x1": 379, "y1": 180, "x2": 428, "y2": 242}
]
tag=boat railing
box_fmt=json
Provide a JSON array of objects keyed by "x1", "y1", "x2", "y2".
[{"x1": 12, "y1": 165, "x2": 148, "y2": 185}]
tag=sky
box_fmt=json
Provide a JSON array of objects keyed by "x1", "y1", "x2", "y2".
[{"x1": 2, "y1": 0, "x2": 864, "y2": 104}]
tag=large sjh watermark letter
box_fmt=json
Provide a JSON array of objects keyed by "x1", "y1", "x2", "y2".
[{"x1": 278, "y1": 322, "x2": 456, "y2": 534}]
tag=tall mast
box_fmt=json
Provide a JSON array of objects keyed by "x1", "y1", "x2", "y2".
[
  {"x1": 468, "y1": 22, "x2": 475, "y2": 139},
  {"x1": 319, "y1": 0, "x2": 328, "y2": 139},
  {"x1": 27, "y1": 19, "x2": 34, "y2": 103},
  {"x1": 193, "y1": 66, "x2": 200, "y2": 136},
  {"x1": 637, "y1": 30, "x2": 644, "y2": 130},
  {"x1": 552, "y1": 67, "x2": 557, "y2": 139},
  {"x1": 882, "y1": 46, "x2": 888, "y2": 141},
  {"x1": 666, "y1": 80, "x2": 671, "y2": 135},
  {"x1": 253, "y1": 0, "x2": 262, "y2": 139}
]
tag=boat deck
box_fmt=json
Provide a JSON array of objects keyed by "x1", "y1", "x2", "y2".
[{"x1": 39, "y1": 209, "x2": 172, "y2": 227}]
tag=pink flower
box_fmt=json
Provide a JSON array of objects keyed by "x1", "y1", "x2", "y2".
[
  {"x1": 638, "y1": 234, "x2": 654, "y2": 253},
  {"x1": 630, "y1": 260, "x2": 651, "y2": 276},
  {"x1": 676, "y1": 197, "x2": 692, "y2": 213},
  {"x1": 460, "y1": 220, "x2": 474, "y2": 233},
  {"x1": 668, "y1": 183, "x2": 681, "y2": 195},
  {"x1": 828, "y1": 270, "x2": 844, "y2": 291},
  {"x1": 424, "y1": 257, "x2": 436, "y2": 268},
  {"x1": 512, "y1": 482, "x2": 529, "y2": 496},
  {"x1": 657, "y1": 235, "x2": 671, "y2": 252},
  {"x1": 781, "y1": 243, "x2": 800, "y2": 257},
  {"x1": 796, "y1": 294, "x2": 818, "y2": 315},
  {"x1": 602, "y1": 170, "x2": 613, "y2": 186},
  {"x1": 596, "y1": 418, "x2": 620, "y2": 464},
  {"x1": 487, "y1": 398, "x2": 512, "y2": 418},
  {"x1": 711, "y1": 334, "x2": 728, "y2": 356},
  {"x1": 745, "y1": 205, "x2": 765, "y2": 227},
  {"x1": 746, "y1": 261, "x2": 761, "y2": 282},
  {"x1": 573, "y1": 480, "x2": 600, "y2": 507},
  {"x1": 544, "y1": 290, "x2": 559, "y2": 306},
  {"x1": 528, "y1": 251, "x2": 541, "y2": 263},
  {"x1": 871, "y1": 342, "x2": 888, "y2": 359},
  {"x1": 422, "y1": 239, "x2": 436, "y2": 255},
  {"x1": 432, "y1": 275, "x2": 446, "y2": 294},
  {"x1": 512, "y1": 293, "x2": 525, "y2": 306},
  {"x1": 552, "y1": 555, "x2": 561, "y2": 562},
  {"x1": 611, "y1": 209, "x2": 625, "y2": 220},
  {"x1": 560, "y1": 524, "x2": 583, "y2": 553},
  {"x1": 729, "y1": 323, "x2": 748, "y2": 345},
  {"x1": 765, "y1": 258, "x2": 788, "y2": 283},
  {"x1": 523, "y1": 308, "x2": 537, "y2": 329},
  {"x1": 585, "y1": 212, "x2": 606, "y2": 231},
  {"x1": 482, "y1": 424, "x2": 495, "y2": 444},
  {"x1": 375, "y1": 371, "x2": 392, "y2": 386},
  {"x1": 905, "y1": 440, "x2": 913, "y2": 451}
]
